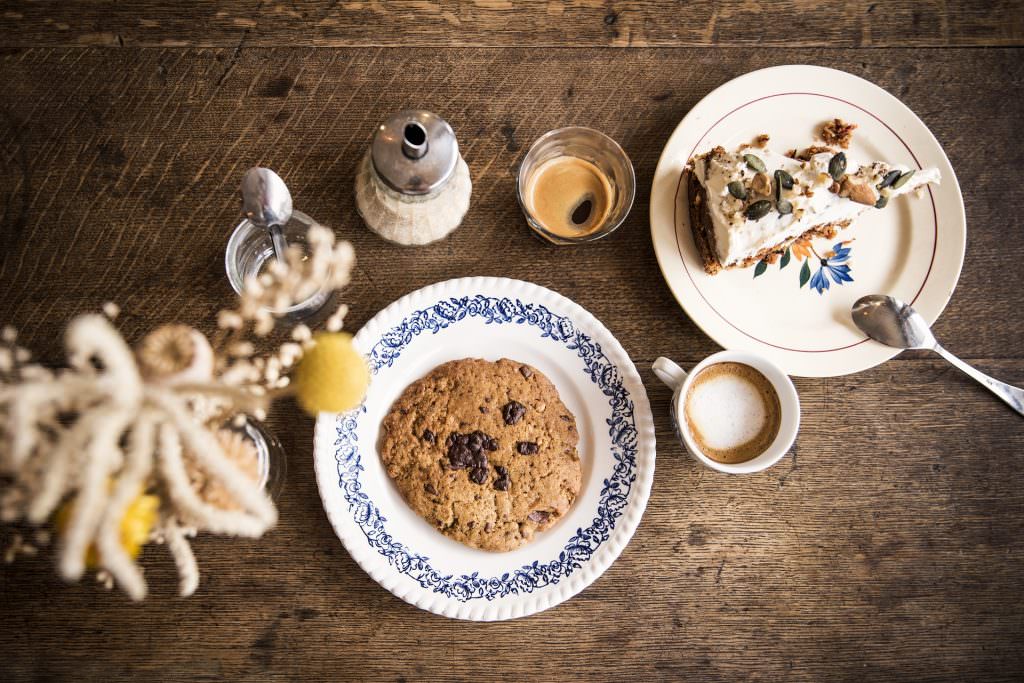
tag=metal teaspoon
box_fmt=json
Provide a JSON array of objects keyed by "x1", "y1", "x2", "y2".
[
  {"x1": 852, "y1": 294, "x2": 1024, "y2": 416},
  {"x1": 240, "y1": 167, "x2": 292, "y2": 261}
]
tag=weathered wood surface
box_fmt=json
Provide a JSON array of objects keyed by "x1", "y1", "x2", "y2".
[
  {"x1": 0, "y1": 1, "x2": 1023, "y2": 48},
  {"x1": 1, "y1": 45, "x2": 1024, "y2": 682}
]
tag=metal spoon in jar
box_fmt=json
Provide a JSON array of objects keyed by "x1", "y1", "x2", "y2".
[
  {"x1": 852, "y1": 294, "x2": 1024, "y2": 416},
  {"x1": 240, "y1": 167, "x2": 292, "y2": 261}
]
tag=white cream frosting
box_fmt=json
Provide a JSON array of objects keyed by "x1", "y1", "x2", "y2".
[{"x1": 692, "y1": 146, "x2": 940, "y2": 267}]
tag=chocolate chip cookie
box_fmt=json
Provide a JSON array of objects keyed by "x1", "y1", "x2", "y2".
[{"x1": 379, "y1": 358, "x2": 582, "y2": 552}]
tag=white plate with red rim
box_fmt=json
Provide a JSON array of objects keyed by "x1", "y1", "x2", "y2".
[
  {"x1": 650, "y1": 65, "x2": 966, "y2": 377},
  {"x1": 313, "y1": 277, "x2": 655, "y2": 620}
]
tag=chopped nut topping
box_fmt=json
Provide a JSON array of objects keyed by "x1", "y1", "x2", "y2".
[
  {"x1": 821, "y1": 118, "x2": 858, "y2": 149},
  {"x1": 797, "y1": 145, "x2": 835, "y2": 161},
  {"x1": 754, "y1": 133, "x2": 770, "y2": 148},
  {"x1": 751, "y1": 172, "x2": 772, "y2": 196},
  {"x1": 839, "y1": 177, "x2": 877, "y2": 205}
]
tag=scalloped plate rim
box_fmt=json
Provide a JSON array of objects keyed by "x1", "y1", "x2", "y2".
[{"x1": 312, "y1": 276, "x2": 657, "y2": 621}]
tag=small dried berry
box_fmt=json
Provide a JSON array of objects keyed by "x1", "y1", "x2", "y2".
[
  {"x1": 516, "y1": 441, "x2": 539, "y2": 455},
  {"x1": 422, "y1": 429, "x2": 436, "y2": 444},
  {"x1": 527, "y1": 510, "x2": 550, "y2": 524}
]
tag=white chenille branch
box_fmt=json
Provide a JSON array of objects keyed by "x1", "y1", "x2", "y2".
[{"x1": 0, "y1": 224, "x2": 356, "y2": 599}]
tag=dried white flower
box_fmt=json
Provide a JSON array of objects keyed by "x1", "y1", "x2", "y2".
[
  {"x1": 102, "y1": 302, "x2": 121, "y2": 319},
  {"x1": 217, "y1": 310, "x2": 243, "y2": 330}
]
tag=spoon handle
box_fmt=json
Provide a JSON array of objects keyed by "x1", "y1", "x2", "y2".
[
  {"x1": 934, "y1": 344, "x2": 1024, "y2": 416},
  {"x1": 268, "y1": 223, "x2": 289, "y2": 261}
]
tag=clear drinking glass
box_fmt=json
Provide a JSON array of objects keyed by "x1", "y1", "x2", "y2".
[
  {"x1": 236, "y1": 417, "x2": 286, "y2": 501},
  {"x1": 224, "y1": 210, "x2": 330, "y2": 319},
  {"x1": 516, "y1": 127, "x2": 636, "y2": 245}
]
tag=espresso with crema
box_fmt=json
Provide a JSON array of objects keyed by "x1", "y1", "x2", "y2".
[
  {"x1": 683, "y1": 362, "x2": 781, "y2": 464},
  {"x1": 523, "y1": 156, "x2": 613, "y2": 238}
]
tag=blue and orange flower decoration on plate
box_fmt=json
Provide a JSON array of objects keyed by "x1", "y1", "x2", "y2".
[{"x1": 754, "y1": 238, "x2": 854, "y2": 295}]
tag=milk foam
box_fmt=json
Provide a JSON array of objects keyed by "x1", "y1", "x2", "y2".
[{"x1": 686, "y1": 374, "x2": 768, "y2": 450}]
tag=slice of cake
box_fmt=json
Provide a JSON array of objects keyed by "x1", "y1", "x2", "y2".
[{"x1": 686, "y1": 136, "x2": 940, "y2": 275}]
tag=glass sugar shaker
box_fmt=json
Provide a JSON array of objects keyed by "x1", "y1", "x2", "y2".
[{"x1": 355, "y1": 110, "x2": 472, "y2": 246}]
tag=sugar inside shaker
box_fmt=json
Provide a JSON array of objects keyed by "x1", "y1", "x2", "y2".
[{"x1": 355, "y1": 110, "x2": 472, "y2": 246}]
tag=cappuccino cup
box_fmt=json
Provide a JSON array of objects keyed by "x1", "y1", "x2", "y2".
[{"x1": 652, "y1": 351, "x2": 800, "y2": 474}]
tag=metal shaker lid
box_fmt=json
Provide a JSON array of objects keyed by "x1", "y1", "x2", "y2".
[{"x1": 371, "y1": 110, "x2": 459, "y2": 195}]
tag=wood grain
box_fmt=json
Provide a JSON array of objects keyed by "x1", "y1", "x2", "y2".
[
  {"x1": 0, "y1": 1, "x2": 1022, "y2": 48},
  {"x1": 1, "y1": 45, "x2": 1024, "y2": 682}
]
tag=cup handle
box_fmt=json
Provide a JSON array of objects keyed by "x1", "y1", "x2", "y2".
[{"x1": 652, "y1": 357, "x2": 687, "y2": 391}]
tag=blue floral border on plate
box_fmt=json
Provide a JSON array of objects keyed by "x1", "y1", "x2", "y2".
[{"x1": 333, "y1": 294, "x2": 639, "y2": 602}]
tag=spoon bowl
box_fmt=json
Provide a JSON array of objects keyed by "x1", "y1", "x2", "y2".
[
  {"x1": 852, "y1": 294, "x2": 936, "y2": 350},
  {"x1": 852, "y1": 294, "x2": 1024, "y2": 416},
  {"x1": 240, "y1": 167, "x2": 293, "y2": 260}
]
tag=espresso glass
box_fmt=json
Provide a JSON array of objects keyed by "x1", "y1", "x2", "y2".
[{"x1": 516, "y1": 127, "x2": 635, "y2": 245}]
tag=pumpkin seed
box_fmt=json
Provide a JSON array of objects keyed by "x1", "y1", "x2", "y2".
[
  {"x1": 877, "y1": 170, "x2": 901, "y2": 190},
  {"x1": 774, "y1": 169, "x2": 794, "y2": 201},
  {"x1": 743, "y1": 154, "x2": 767, "y2": 173},
  {"x1": 727, "y1": 180, "x2": 747, "y2": 200},
  {"x1": 875, "y1": 194, "x2": 889, "y2": 209},
  {"x1": 777, "y1": 199, "x2": 793, "y2": 215},
  {"x1": 745, "y1": 199, "x2": 772, "y2": 220},
  {"x1": 891, "y1": 169, "x2": 915, "y2": 189},
  {"x1": 828, "y1": 152, "x2": 847, "y2": 181}
]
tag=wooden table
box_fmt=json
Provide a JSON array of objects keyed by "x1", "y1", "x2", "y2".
[{"x1": 2, "y1": 3, "x2": 1023, "y2": 681}]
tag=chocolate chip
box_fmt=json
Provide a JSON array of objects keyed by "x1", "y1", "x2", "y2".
[
  {"x1": 516, "y1": 441, "x2": 539, "y2": 455},
  {"x1": 485, "y1": 522, "x2": 493, "y2": 533},
  {"x1": 527, "y1": 510, "x2": 550, "y2": 524},
  {"x1": 519, "y1": 366, "x2": 534, "y2": 379},
  {"x1": 471, "y1": 449, "x2": 488, "y2": 469},
  {"x1": 445, "y1": 433, "x2": 456, "y2": 449},
  {"x1": 484, "y1": 437, "x2": 499, "y2": 451},
  {"x1": 479, "y1": 406, "x2": 488, "y2": 413},
  {"x1": 493, "y1": 465, "x2": 510, "y2": 491},
  {"x1": 424, "y1": 482, "x2": 438, "y2": 495},
  {"x1": 559, "y1": 415, "x2": 571, "y2": 422},
  {"x1": 422, "y1": 429, "x2": 436, "y2": 444},
  {"x1": 457, "y1": 434, "x2": 470, "y2": 446},
  {"x1": 469, "y1": 465, "x2": 488, "y2": 485},
  {"x1": 468, "y1": 431, "x2": 484, "y2": 451},
  {"x1": 502, "y1": 400, "x2": 526, "y2": 425},
  {"x1": 448, "y1": 444, "x2": 473, "y2": 469},
  {"x1": 467, "y1": 521, "x2": 475, "y2": 529}
]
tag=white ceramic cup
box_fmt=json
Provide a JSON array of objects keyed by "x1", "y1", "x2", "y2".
[{"x1": 652, "y1": 350, "x2": 800, "y2": 474}]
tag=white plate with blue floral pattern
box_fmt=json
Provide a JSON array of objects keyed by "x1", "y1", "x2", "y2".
[
  {"x1": 650, "y1": 65, "x2": 966, "y2": 377},
  {"x1": 313, "y1": 277, "x2": 656, "y2": 620}
]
